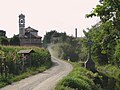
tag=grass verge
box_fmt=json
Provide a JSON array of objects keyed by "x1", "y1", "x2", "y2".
[
  {"x1": 0, "y1": 61, "x2": 52, "y2": 88},
  {"x1": 55, "y1": 62, "x2": 100, "y2": 90}
]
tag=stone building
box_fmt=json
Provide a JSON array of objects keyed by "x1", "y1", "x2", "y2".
[{"x1": 18, "y1": 14, "x2": 42, "y2": 47}]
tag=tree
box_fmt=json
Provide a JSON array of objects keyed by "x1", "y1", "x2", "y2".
[
  {"x1": 84, "y1": 0, "x2": 120, "y2": 66},
  {"x1": 86, "y1": 0, "x2": 120, "y2": 36},
  {"x1": 0, "y1": 37, "x2": 9, "y2": 45},
  {"x1": 57, "y1": 36, "x2": 81, "y2": 62},
  {"x1": 10, "y1": 35, "x2": 20, "y2": 46},
  {"x1": 43, "y1": 30, "x2": 67, "y2": 46},
  {"x1": 84, "y1": 22, "x2": 116, "y2": 65},
  {"x1": 114, "y1": 39, "x2": 120, "y2": 67}
]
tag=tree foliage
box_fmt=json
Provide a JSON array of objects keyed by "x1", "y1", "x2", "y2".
[
  {"x1": 85, "y1": 0, "x2": 120, "y2": 66},
  {"x1": 10, "y1": 35, "x2": 20, "y2": 46},
  {"x1": 43, "y1": 30, "x2": 67, "y2": 46},
  {"x1": 0, "y1": 46, "x2": 51, "y2": 75},
  {"x1": 52, "y1": 36, "x2": 81, "y2": 62},
  {"x1": 0, "y1": 37, "x2": 9, "y2": 45}
]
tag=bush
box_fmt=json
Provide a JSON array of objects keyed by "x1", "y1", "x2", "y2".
[
  {"x1": 0, "y1": 46, "x2": 52, "y2": 88},
  {"x1": 0, "y1": 37, "x2": 9, "y2": 45},
  {"x1": 0, "y1": 76, "x2": 12, "y2": 88},
  {"x1": 97, "y1": 65, "x2": 120, "y2": 90},
  {"x1": 60, "y1": 77, "x2": 91, "y2": 90},
  {"x1": 55, "y1": 62, "x2": 96, "y2": 90},
  {"x1": 10, "y1": 35, "x2": 20, "y2": 46}
]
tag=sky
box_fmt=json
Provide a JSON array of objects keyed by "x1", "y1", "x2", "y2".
[{"x1": 0, "y1": 0, "x2": 100, "y2": 38}]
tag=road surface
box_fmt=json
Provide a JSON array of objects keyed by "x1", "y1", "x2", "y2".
[{"x1": 1, "y1": 56, "x2": 73, "y2": 90}]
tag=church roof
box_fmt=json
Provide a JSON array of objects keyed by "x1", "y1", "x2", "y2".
[
  {"x1": 24, "y1": 32, "x2": 42, "y2": 38},
  {"x1": 25, "y1": 26, "x2": 38, "y2": 32}
]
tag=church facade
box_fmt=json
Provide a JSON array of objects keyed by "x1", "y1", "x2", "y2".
[{"x1": 18, "y1": 14, "x2": 42, "y2": 47}]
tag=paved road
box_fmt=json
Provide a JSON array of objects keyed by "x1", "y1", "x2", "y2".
[{"x1": 1, "y1": 56, "x2": 73, "y2": 90}]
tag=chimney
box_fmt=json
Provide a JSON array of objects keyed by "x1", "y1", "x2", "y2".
[{"x1": 75, "y1": 28, "x2": 77, "y2": 38}]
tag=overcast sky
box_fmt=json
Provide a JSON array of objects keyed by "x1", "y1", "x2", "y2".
[{"x1": 0, "y1": 0, "x2": 100, "y2": 38}]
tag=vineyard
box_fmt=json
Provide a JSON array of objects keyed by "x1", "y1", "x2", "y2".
[{"x1": 0, "y1": 45, "x2": 52, "y2": 88}]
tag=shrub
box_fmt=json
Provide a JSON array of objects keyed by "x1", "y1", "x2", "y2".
[
  {"x1": 0, "y1": 37, "x2": 9, "y2": 45},
  {"x1": 10, "y1": 35, "x2": 20, "y2": 46},
  {"x1": 0, "y1": 46, "x2": 52, "y2": 88},
  {"x1": 55, "y1": 62, "x2": 96, "y2": 90},
  {"x1": 97, "y1": 65, "x2": 120, "y2": 90},
  {"x1": 60, "y1": 77, "x2": 91, "y2": 90}
]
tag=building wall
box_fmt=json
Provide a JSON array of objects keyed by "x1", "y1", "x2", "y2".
[{"x1": 20, "y1": 38, "x2": 41, "y2": 47}]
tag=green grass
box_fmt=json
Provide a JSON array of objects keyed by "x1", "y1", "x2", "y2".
[
  {"x1": 97, "y1": 65, "x2": 120, "y2": 90},
  {"x1": 55, "y1": 62, "x2": 120, "y2": 90},
  {"x1": 55, "y1": 62, "x2": 98, "y2": 90},
  {"x1": 11, "y1": 63, "x2": 51, "y2": 82},
  {"x1": 0, "y1": 61, "x2": 52, "y2": 88},
  {"x1": 97, "y1": 64, "x2": 120, "y2": 80}
]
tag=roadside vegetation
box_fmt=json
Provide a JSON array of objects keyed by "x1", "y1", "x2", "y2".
[
  {"x1": 44, "y1": 1, "x2": 120, "y2": 89},
  {"x1": 0, "y1": 46, "x2": 52, "y2": 88},
  {"x1": 43, "y1": 29, "x2": 120, "y2": 90},
  {"x1": 55, "y1": 62, "x2": 100, "y2": 90},
  {"x1": 51, "y1": 42, "x2": 120, "y2": 90},
  {"x1": 43, "y1": 24, "x2": 120, "y2": 89}
]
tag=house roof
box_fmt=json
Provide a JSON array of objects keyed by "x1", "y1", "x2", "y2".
[{"x1": 17, "y1": 49, "x2": 35, "y2": 54}]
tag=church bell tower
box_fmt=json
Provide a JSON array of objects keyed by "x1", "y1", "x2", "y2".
[{"x1": 19, "y1": 14, "x2": 25, "y2": 37}]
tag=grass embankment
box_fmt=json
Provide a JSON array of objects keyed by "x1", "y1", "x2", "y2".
[
  {"x1": 97, "y1": 65, "x2": 120, "y2": 81},
  {"x1": 55, "y1": 61, "x2": 120, "y2": 90},
  {"x1": 55, "y1": 62, "x2": 100, "y2": 90},
  {"x1": 97, "y1": 65, "x2": 120, "y2": 90},
  {"x1": 0, "y1": 46, "x2": 52, "y2": 88}
]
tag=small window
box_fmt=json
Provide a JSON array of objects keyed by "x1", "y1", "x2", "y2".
[{"x1": 20, "y1": 19, "x2": 24, "y2": 24}]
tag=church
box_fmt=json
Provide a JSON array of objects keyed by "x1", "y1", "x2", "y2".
[{"x1": 18, "y1": 14, "x2": 42, "y2": 47}]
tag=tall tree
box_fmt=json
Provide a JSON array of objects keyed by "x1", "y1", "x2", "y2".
[
  {"x1": 85, "y1": 0, "x2": 120, "y2": 65},
  {"x1": 86, "y1": 0, "x2": 120, "y2": 36}
]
